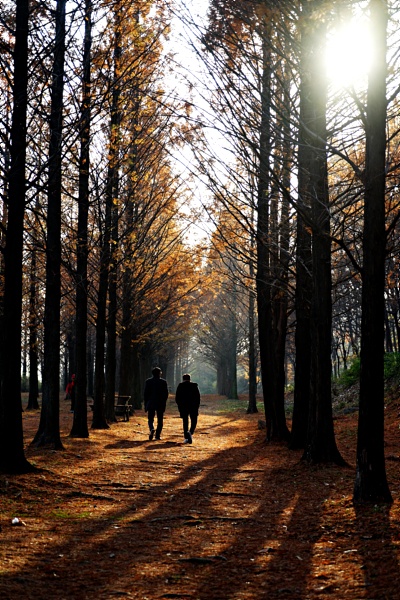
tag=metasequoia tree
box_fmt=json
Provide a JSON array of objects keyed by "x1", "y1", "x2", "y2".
[
  {"x1": 118, "y1": 211, "x2": 202, "y2": 399},
  {"x1": 193, "y1": 0, "x2": 293, "y2": 437},
  {"x1": 26, "y1": 210, "x2": 40, "y2": 410},
  {"x1": 255, "y1": 16, "x2": 276, "y2": 440},
  {"x1": 70, "y1": 0, "x2": 92, "y2": 438},
  {"x1": 354, "y1": 0, "x2": 392, "y2": 503},
  {"x1": 269, "y1": 55, "x2": 292, "y2": 430},
  {"x1": 289, "y1": 0, "x2": 313, "y2": 450},
  {"x1": 196, "y1": 288, "x2": 240, "y2": 396},
  {"x1": 91, "y1": 0, "x2": 123, "y2": 431},
  {"x1": 113, "y1": 0, "x2": 177, "y2": 408},
  {"x1": 296, "y1": 0, "x2": 344, "y2": 464},
  {"x1": 196, "y1": 218, "x2": 250, "y2": 398},
  {"x1": 0, "y1": 0, "x2": 33, "y2": 472},
  {"x1": 33, "y1": 0, "x2": 67, "y2": 448},
  {"x1": 256, "y1": 13, "x2": 292, "y2": 441},
  {"x1": 247, "y1": 223, "x2": 258, "y2": 413}
]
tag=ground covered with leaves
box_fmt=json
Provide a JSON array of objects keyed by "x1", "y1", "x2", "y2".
[{"x1": 1, "y1": 393, "x2": 400, "y2": 599}]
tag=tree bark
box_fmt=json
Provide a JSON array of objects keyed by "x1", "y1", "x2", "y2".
[
  {"x1": 354, "y1": 0, "x2": 392, "y2": 504},
  {"x1": 27, "y1": 244, "x2": 39, "y2": 410},
  {"x1": 290, "y1": 0, "x2": 314, "y2": 450},
  {"x1": 70, "y1": 0, "x2": 92, "y2": 438},
  {"x1": 256, "y1": 33, "x2": 273, "y2": 440},
  {"x1": 105, "y1": 174, "x2": 119, "y2": 422},
  {"x1": 228, "y1": 290, "x2": 238, "y2": 400},
  {"x1": 247, "y1": 249, "x2": 258, "y2": 414},
  {"x1": 0, "y1": 0, "x2": 33, "y2": 472},
  {"x1": 301, "y1": 3, "x2": 344, "y2": 466},
  {"x1": 92, "y1": 5, "x2": 122, "y2": 429},
  {"x1": 256, "y1": 32, "x2": 289, "y2": 442},
  {"x1": 33, "y1": 0, "x2": 66, "y2": 449}
]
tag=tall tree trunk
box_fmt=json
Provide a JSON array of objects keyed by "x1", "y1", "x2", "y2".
[
  {"x1": 354, "y1": 0, "x2": 392, "y2": 504},
  {"x1": 27, "y1": 244, "x2": 39, "y2": 410},
  {"x1": 92, "y1": 189, "x2": 112, "y2": 428},
  {"x1": 92, "y1": 5, "x2": 122, "y2": 429},
  {"x1": 247, "y1": 237, "x2": 258, "y2": 413},
  {"x1": 256, "y1": 32, "x2": 274, "y2": 441},
  {"x1": 274, "y1": 62, "x2": 291, "y2": 427},
  {"x1": 302, "y1": 3, "x2": 344, "y2": 466},
  {"x1": 33, "y1": 0, "x2": 66, "y2": 449},
  {"x1": 70, "y1": 0, "x2": 92, "y2": 438},
  {"x1": 119, "y1": 296, "x2": 135, "y2": 402},
  {"x1": 228, "y1": 292, "x2": 238, "y2": 400},
  {"x1": 290, "y1": 0, "x2": 313, "y2": 450},
  {"x1": 104, "y1": 4, "x2": 124, "y2": 420},
  {"x1": 0, "y1": 0, "x2": 33, "y2": 472},
  {"x1": 105, "y1": 175, "x2": 119, "y2": 421},
  {"x1": 269, "y1": 57, "x2": 290, "y2": 441},
  {"x1": 131, "y1": 343, "x2": 143, "y2": 409},
  {"x1": 118, "y1": 7, "x2": 140, "y2": 409},
  {"x1": 256, "y1": 31, "x2": 289, "y2": 441},
  {"x1": 87, "y1": 327, "x2": 94, "y2": 397}
]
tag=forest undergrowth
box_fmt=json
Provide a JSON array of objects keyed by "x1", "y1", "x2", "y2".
[{"x1": 1, "y1": 391, "x2": 399, "y2": 599}]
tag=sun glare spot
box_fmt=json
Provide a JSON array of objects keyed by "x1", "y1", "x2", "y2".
[{"x1": 325, "y1": 19, "x2": 372, "y2": 88}]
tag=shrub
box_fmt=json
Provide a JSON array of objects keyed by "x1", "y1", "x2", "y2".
[
  {"x1": 335, "y1": 356, "x2": 360, "y2": 389},
  {"x1": 334, "y1": 352, "x2": 400, "y2": 390},
  {"x1": 384, "y1": 352, "x2": 400, "y2": 380}
]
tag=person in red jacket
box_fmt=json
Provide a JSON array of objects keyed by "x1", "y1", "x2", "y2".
[
  {"x1": 65, "y1": 374, "x2": 76, "y2": 412},
  {"x1": 175, "y1": 373, "x2": 201, "y2": 444}
]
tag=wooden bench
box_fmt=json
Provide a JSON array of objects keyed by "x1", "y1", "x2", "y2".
[
  {"x1": 114, "y1": 395, "x2": 132, "y2": 422},
  {"x1": 89, "y1": 395, "x2": 132, "y2": 422}
]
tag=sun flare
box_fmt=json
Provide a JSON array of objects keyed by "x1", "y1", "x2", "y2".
[{"x1": 325, "y1": 19, "x2": 373, "y2": 88}]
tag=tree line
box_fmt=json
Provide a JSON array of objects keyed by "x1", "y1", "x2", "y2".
[
  {"x1": 175, "y1": 0, "x2": 400, "y2": 503},
  {"x1": 0, "y1": 0, "x2": 203, "y2": 471}
]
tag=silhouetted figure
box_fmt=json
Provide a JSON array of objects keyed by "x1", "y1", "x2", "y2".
[
  {"x1": 175, "y1": 373, "x2": 200, "y2": 444},
  {"x1": 144, "y1": 367, "x2": 169, "y2": 440}
]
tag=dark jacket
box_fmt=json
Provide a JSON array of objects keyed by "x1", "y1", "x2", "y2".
[
  {"x1": 175, "y1": 381, "x2": 201, "y2": 416},
  {"x1": 144, "y1": 376, "x2": 169, "y2": 412}
]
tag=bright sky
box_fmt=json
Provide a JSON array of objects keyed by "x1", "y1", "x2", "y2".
[{"x1": 325, "y1": 17, "x2": 373, "y2": 88}]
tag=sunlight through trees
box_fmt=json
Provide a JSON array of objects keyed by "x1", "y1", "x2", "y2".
[{"x1": 0, "y1": 0, "x2": 399, "y2": 505}]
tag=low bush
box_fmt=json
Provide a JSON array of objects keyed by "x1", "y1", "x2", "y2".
[
  {"x1": 384, "y1": 352, "x2": 400, "y2": 380},
  {"x1": 335, "y1": 356, "x2": 360, "y2": 389}
]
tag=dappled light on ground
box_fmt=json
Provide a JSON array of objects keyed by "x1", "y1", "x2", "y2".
[{"x1": 1, "y1": 394, "x2": 400, "y2": 599}]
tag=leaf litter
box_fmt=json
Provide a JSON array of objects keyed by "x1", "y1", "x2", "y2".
[{"x1": 0, "y1": 393, "x2": 399, "y2": 599}]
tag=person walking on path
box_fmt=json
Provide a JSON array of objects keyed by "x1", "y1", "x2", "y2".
[
  {"x1": 65, "y1": 374, "x2": 76, "y2": 412},
  {"x1": 175, "y1": 373, "x2": 200, "y2": 444},
  {"x1": 144, "y1": 367, "x2": 169, "y2": 440}
]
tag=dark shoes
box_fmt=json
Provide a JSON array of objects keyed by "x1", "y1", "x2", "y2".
[
  {"x1": 149, "y1": 429, "x2": 155, "y2": 440},
  {"x1": 185, "y1": 432, "x2": 192, "y2": 444},
  {"x1": 155, "y1": 435, "x2": 161, "y2": 440}
]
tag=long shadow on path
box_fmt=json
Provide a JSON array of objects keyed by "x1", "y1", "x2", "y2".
[{"x1": 2, "y1": 410, "x2": 360, "y2": 600}]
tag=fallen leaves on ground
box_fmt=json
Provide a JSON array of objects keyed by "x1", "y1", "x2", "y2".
[{"x1": 1, "y1": 394, "x2": 399, "y2": 599}]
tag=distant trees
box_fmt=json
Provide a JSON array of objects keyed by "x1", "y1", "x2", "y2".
[{"x1": 196, "y1": 274, "x2": 241, "y2": 398}]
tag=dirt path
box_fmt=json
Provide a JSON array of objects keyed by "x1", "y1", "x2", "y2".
[{"x1": 1, "y1": 395, "x2": 400, "y2": 599}]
